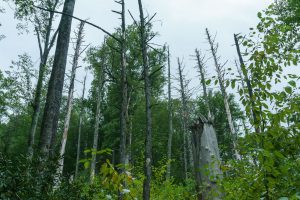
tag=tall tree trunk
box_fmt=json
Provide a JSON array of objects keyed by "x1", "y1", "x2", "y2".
[
  {"x1": 28, "y1": 0, "x2": 59, "y2": 157},
  {"x1": 166, "y1": 47, "x2": 173, "y2": 180},
  {"x1": 234, "y1": 34, "x2": 260, "y2": 133},
  {"x1": 206, "y1": 28, "x2": 240, "y2": 160},
  {"x1": 56, "y1": 21, "x2": 85, "y2": 179},
  {"x1": 190, "y1": 117, "x2": 222, "y2": 200},
  {"x1": 195, "y1": 48, "x2": 212, "y2": 121},
  {"x1": 119, "y1": 0, "x2": 128, "y2": 171},
  {"x1": 177, "y1": 58, "x2": 194, "y2": 178},
  {"x1": 90, "y1": 73, "x2": 104, "y2": 182},
  {"x1": 75, "y1": 71, "x2": 87, "y2": 179},
  {"x1": 138, "y1": 0, "x2": 152, "y2": 199},
  {"x1": 38, "y1": 0, "x2": 76, "y2": 155}
]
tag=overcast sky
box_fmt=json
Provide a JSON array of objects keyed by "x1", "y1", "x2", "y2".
[{"x1": 0, "y1": 0, "x2": 272, "y2": 98}]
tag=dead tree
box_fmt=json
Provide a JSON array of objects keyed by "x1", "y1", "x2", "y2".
[
  {"x1": 112, "y1": 0, "x2": 128, "y2": 172},
  {"x1": 234, "y1": 33, "x2": 260, "y2": 133},
  {"x1": 75, "y1": 70, "x2": 87, "y2": 178},
  {"x1": 166, "y1": 47, "x2": 173, "y2": 180},
  {"x1": 57, "y1": 21, "x2": 85, "y2": 179},
  {"x1": 190, "y1": 117, "x2": 222, "y2": 200},
  {"x1": 177, "y1": 58, "x2": 188, "y2": 179},
  {"x1": 205, "y1": 28, "x2": 240, "y2": 160},
  {"x1": 177, "y1": 58, "x2": 194, "y2": 179},
  {"x1": 138, "y1": 0, "x2": 152, "y2": 199},
  {"x1": 195, "y1": 49, "x2": 213, "y2": 121},
  {"x1": 28, "y1": 0, "x2": 60, "y2": 157},
  {"x1": 38, "y1": 0, "x2": 76, "y2": 155}
]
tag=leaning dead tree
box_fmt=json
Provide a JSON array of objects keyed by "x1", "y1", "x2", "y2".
[
  {"x1": 234, "y1": 33, "x2": 260, "y2": 133},
  {"x1": 205, "y1": 28, "x2": 240, "y2": 160},
  {"x1": 138, "y1": 0, "x2": 152, "y2": 199},
  {"x1": 39, "y1": 0, "x2": 76, "y2": 155},
  {"x1": 57, "y1": 21, "x2": 85, "y2": 179},
  {"x1": 75, "y1": 70, "x2": 87, "y2": 179},
  {"x1": 166, "y1": 47, "x2": 173, "y2": 180},
  {"x1": 28, "y1": 0, "x2": 60, "y2": 157},
  {"x1": 190, "y1": 117, "x2": 222, "y2": 200}
]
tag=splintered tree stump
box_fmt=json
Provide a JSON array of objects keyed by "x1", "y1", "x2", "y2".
[{"x1": 190, "y1": 116, "x2": 222, "y2": 200}]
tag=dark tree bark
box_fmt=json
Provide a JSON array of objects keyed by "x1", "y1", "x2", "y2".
[
  {"x1": 38, "y1": 0, "x2": 76, "y2": 155},
  {"x1": 234, "y1": 34, "x2": 260, "y2": 133},
  {"x1": 28, "y1": 0, "x2": 60, "y2": 157},
  {"x1": 138, "y1": 0, "x2": 152, "y2": 199},
  {"x1": 166, "y1": 47, "x2": 173, "y2": 180}
]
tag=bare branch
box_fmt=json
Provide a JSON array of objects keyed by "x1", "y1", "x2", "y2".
[{"x1": 34, "y1": 5, "x2": 121, "y2": 43}]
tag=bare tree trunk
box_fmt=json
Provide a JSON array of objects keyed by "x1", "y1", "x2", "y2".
[
  {"x1": 28, "y1": 0, "x2": 60, "y2": 157},
  {"x1": 191, "y1": 117, "x2": 222, "y2": 200},
  {"x1": 119, "y1": 0, "x2": 128, "y2": 171},
  {"x1": 56, "y1": 22, "x2": 85, "y2": 180},
  {"x1": 138, "y1": 0, "x2": 152, "y2": 199},
  {"x1": 206, "y1": 28, "x2": 240, "y2": 160},
  {"x1": 125, "y1": 88, "x2": 133, "y2": 166},
  {"x1": 166, "y1": 47, "x2": 173, "y2": 180},
  {"x1": 177, "y1": 58, "x2": 194, "y2": 178},
  {"x1": 38, "y1": 0, "x2": 76, "y2": 155},
  {"x1": 195, "y1": 49, "x2": 212, "y2": 121},
  {"x1": 234, "y1": 34, "x2": 260, "y2": 133},
  {"x1": 90, "y1": 72, "x2": 104, "y2": 182},
  {"x1": 75, "y1": 71, "x2": 87, "y2": 179}
]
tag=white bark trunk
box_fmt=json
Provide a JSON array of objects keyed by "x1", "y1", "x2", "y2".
[
  {"x1": 206, "y1": 28, "x2": 240, "y2": 160},
  {"x1": 56, "y1": 22, "x2": 85, "y2": 181}
]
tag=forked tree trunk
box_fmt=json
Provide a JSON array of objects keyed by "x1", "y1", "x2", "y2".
[
  {"x1": 28, "y1": 0, "x2": 60, "y2": 157},
  {"x1": 206, "y1": 28, "x2": 240, "y2": 160},
  {"x1": 166, "y1": 47, "x2": 173, "y2": 180},
  {"x1": 56, "y1": 21, "x2": 85, "y2": 180},
  {"x1": 138, "y1": 0, "x2": 153, "y2": 199},
  {"x1": 38, "y1": 0, "x2": 76, "y2": 155},
  {"x1": 190, "y1": 117, "x2": 222, "y2": 200},
  {"x1": 75, "y1": 71, "x2": 87, "y2": 178}
]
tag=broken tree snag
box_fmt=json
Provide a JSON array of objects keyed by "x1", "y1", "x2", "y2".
[{"x1": 190, "y1": 117, "x2": 222, "y2": 200}]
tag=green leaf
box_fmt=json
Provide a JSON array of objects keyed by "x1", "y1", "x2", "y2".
[
  {"x1": 284, "y1": 86, "x2": 292, "y2": 94},
  {"x1": 288, "y1": 80, "x2": 296, "y2": 87},
  {"x1": 257, "y1": 12, "x2": 262, "y2": 18}
]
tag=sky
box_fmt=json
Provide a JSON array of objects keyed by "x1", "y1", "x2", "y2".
[{"x1": 0, "y1": 0, "x2": 272, "y2": 98}]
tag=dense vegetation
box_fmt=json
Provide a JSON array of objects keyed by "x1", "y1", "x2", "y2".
[{"x1": 0, "y1": 0, "x2": 299, "y2": 199}]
